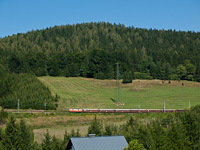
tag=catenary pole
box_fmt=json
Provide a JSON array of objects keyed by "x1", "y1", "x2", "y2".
[
  {"x1": 45, "y1": 100, "x2": 46, "y2": 113},
  {"x1": 164, "y1": 100, "x2": 165, "y2": 113},
  {"x1": 18, "y1": 99, "x2": 20, "y2": 113},
  {"x1": 189, "y1": 99, "x2": 190, "y2": 111},
  {"x1": 138, "y1": 100, "x2": 140, "y2": 113}
]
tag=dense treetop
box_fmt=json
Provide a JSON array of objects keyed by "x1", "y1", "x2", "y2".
[{"x1": 0, "y1": 22, "x2": 200, "y2": 81}]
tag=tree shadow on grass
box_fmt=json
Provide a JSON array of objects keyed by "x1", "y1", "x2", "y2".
[{"x1": 110, "y1": 98, "x2": 117, "y2": 103}]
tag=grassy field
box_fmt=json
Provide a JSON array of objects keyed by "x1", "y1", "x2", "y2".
[
  {"x1": 32, "y1": 112, "x2": 173, "y2": 143},
  {"x1": 38, "y1": 76, "x2": 200, "y2": 110},
  {"x1": 33, "y1": 116, "x2": 127, "y2": 143}
]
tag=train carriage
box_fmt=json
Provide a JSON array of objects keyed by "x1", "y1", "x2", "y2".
[
  {"x1": 129, "y1": 109, "x2": 139, "y2": 113},
  {"x1": 164, "y1": 109, "x2": 176, "y2": 113},
  {"x1": 148, "y1": 109, "x2": 163, "y2": 113},
  {"x1": 115, "y1": 109, "x2": 131, "y2": 113},
  {"x1": 139, "y1": 109, "x2": 148, "y2": 113},
  {"x1": 99, "y1": 109, "x2": 115, "y2": 113},
  {"x1": 176, "y1": 109, "x2": 185, "y2": 112},
  {"x1": 83, "y1": 109, "x2": 99, "y2": 113}
]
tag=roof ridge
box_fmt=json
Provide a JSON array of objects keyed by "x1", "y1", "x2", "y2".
[
  {"x1": 71, "y1": 135, "x2": 125, "y2": 139},
  {"x1": 69, "y1": 135, "x2": 128, "y2": 150}
]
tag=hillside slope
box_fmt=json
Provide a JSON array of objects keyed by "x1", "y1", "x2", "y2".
[
  {"x1": 0, "y1": 22, "x2": 200, "y2": 81},
  {"x1": 38, "y1": 76, "x2": 200, "y2": 110}
]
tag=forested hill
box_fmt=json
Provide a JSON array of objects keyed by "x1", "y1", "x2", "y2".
[{"x1": 0, "y1": 22, "x2": 200, "y2": 81}]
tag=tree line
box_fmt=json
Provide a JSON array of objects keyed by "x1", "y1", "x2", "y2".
[
  {"x1": 0, "y1": 65, "x2": 57, "y2": 109},
  {"x1": 1, "y1": 105, "x2": 200, "y2": 149},
  {"x1": 0, "y1": 22, "x2": 200, "y2": 82},
  {"x1": 88, "y1": 106, "x2": 200, "y2": 149}
]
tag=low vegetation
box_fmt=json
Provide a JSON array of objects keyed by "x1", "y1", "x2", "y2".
[{"x1": 39, "y1": 76, "x2": 200, "y2": 110}]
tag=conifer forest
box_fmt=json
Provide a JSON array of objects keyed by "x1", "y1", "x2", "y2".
[{"x1": 0, "y1": 22, "x2": 200, "y2": 81}]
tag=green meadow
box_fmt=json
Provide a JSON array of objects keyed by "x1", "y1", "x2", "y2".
[{"x1": 38, "y1": 76, "x2": 200, "y2": 110}]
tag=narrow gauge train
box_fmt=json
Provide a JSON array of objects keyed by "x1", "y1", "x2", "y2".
[{"x1": 69, "y1": 109, "x2": 185, "y2": 113}]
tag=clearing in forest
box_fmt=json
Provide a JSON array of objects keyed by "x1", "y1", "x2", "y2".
[{"x1": 38, "y1": 76, "x2": 200, "y2": 110}]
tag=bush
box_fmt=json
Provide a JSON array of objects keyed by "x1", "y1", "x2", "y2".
[
  {"x1": 186, "y1": 75, "x2": 194, "y2": 81},
  {"x1": 94, "y1": 72, "x2": 106, "y2": 80},
  {"x1": 124, "y1": 139, "x2": 146, "y2": 150},
  {"x1": 169, "y1": 74, "x2": 179, "y2": 80},
  {"x1": 134, "y1": 72, "x2": 153, "y2": 80},
  {"x1": 0, "y1": 108, "x2": 8, "y2": 124},
  {"x1": 122, "y1": 71, "x2": 133, "y2": 84}
]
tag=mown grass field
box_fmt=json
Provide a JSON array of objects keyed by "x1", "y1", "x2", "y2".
[
  {"x1": 38, "y1": 76, "x2": 200, "y2": 110},
  {"x1": 33, "y1": 115, "x2": 127, "y2": 143}
]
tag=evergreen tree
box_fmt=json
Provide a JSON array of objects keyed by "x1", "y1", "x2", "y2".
[
  {"x1": 8, "y1": 54, "x2": 23, "y2": 73},
  {"x1": 124, "y1": 139, "x2": 146, "y2": 150},
  {"x1": 4, "y1": 116, "x2": 19, "y2": 149},
  {"x1": 64, "y1": 66, "x2": 70, "y2": 77},
  {"x1": 88, "y1": 115, "x2": 102, "y2": 136},
  {"x1": 18, "y1": 119, "x2": 34, "y2": 150},
  {"x1": 150, "y1": 121, "x2": 170, "y2": 150},
  {"x1": 63, "y1": 130, "x2": 70, "y2": 148},
  {"x1": 42, "y1": 130, "x2": 52, "y2": 150},
  {"x1": 168, "y1": 120, "x2": 190, "y2": 150},
  {"x1": 69, "y1": 63, "x2": 79, "y2": 77},
  {"x1": 94, "y1": 71, "x2": 106, "y2": 79},
  {"x1": 51, "y1": 135, "x2": 63, "y2": 150},
  {"x1": 123, "y1": 117, "x2": 140, "y2": 143},
  {"x1": 76, "y1": 128, "x2": 80, "y2": 137},
  {"x1": 122, "y1": 71, "x2": 133, "y2": 83},
  {"x1": 138, "y1": 126, "x2": 155, "y2": 150},
  {"x1": 0, "y1": 128, "x2": 4, "y2": 150},
  {"x1": 104, "y1": 125, "x2": 113, "y2": 136},
  {"x1": 106, "y1": 64, "x2": 114, "y2": 79}
]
